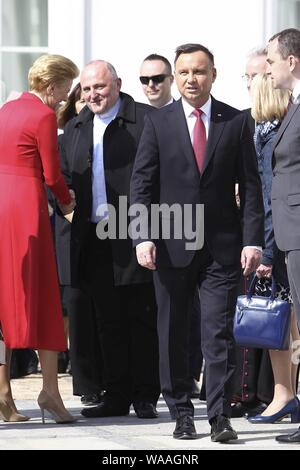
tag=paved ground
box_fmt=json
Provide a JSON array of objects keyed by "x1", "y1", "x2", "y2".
[{"x1": 0, "y1": 373, "x2": 299, "y2": 451}]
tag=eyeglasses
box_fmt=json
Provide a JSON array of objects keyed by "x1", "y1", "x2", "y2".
[{"x1": 139, "y1": 74, "x2": 169, "y2": 85}]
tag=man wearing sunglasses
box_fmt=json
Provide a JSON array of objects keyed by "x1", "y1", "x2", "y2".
[
  {"x1": 139, "y1": 54, "x2": 174, "y2": 108},
  {"x1": 131, "y1": 43, "x2": 264, "y2": 442}
]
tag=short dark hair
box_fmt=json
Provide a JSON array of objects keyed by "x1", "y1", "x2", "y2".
[
  {"x1": 174, "y1": 43, "x2": 214, "y2": 66},
  {"x1": 142, "y1": 54, "x2": 172, "y2": 74},
  {"x1": 269, "y1": 28, "x2": 300, "y2": 59}
]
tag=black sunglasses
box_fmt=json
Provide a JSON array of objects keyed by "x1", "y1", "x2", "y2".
[{"x1": 139, "y1": 74, "x2": 169, "y2": 85}]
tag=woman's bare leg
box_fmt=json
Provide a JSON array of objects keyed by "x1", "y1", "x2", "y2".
[
  {"x1": 0, "y1": 348, "x2": 29, "y2": 420},
  {"x1": 262, "y1": 308, "x2": 299, "y2": 416},
  {"x1": 37, "y1": 349, "x2": 75, "y2": 423}
]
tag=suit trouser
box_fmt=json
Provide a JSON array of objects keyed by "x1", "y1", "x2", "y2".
[
  {"x1": 153, "y1": 246, "x2": 240, "y2": 421},
  {"x1": 189, "y1": 291, "x2": 203, "y2": 381},
  {"x1": 63, "y1": 285, "x2": 103, "y2": 396},
  {"x1": 81, "y1": 225, "x2": 160, "y2": 407}
]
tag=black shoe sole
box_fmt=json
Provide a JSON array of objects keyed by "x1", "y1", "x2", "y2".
[
  {"x1": 276, "y1": 436, "x2": 300, "y2": 443},
  {"x1": 276, "y1": 439, "x2": 300, "y2": 443},
  {"x1": 136, "y1": 414, "x2": 158, "y2": 419},
  {"x1": 211, "y1": 430, "x2": 238, "y2": 442},
  {"x1": 81, "y1": 402, "x2": 103, "y2": 407},
  {"x1": 173, "y1": 433, "x2": 198, "y2": 440}
]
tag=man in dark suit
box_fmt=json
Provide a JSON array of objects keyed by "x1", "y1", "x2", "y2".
[
  {"x1": 59, "y1": 60, "x2": 160, "y2": 419},
  {"x1": 266, "y1": 28, "x2": 300, "y2": 444},
  {"x1": 139, "y1": 52, "x2": 204, "y2": 399},
  {"x1": 131, "y1": 43, "x2": 264, "y2": 442}
]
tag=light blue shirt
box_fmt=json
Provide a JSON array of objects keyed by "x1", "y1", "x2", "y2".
[{"x1": 91, "y1": 98, "x2": 121, "y2": 223}]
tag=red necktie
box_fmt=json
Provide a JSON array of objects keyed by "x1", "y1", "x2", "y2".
[{"x1": 192, "y1": 109, "x2": 207, "y2": 173}]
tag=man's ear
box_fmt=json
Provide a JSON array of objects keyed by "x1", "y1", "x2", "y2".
[
  {"x1": 116, "y1": 78, "x2": 122, "y2": 92},
  {"x1": 212, "y1": 67, "x2": 217, "y2": 83},
  {"x1": 289, "y1": 54, "x2": 299, "y2": 71}
]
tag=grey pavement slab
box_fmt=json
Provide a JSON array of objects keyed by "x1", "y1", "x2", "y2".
[{"x1": 0, "y1": 395, "x2": 299, "y2": 450}]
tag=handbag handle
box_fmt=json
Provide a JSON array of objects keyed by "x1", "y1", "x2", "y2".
[{"x1": 247, "y1": 275, "x2": 277, "y2": 301}]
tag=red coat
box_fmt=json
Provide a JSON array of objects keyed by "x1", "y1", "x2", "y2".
[{"x1": 0, "y1": 92, "x2": 70, "y2": 350}]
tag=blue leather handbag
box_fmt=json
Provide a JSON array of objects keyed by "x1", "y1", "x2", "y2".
[{"x1": 233, "y1": 275, "x2": 291, "y2": 350}]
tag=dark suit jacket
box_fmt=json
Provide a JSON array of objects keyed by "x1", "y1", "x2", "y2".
[
  {"x1": 58, "y1": 92, "x2": 153, "y2": 286},
  {"x1": 131, "y1": 97, "x2": 264, "y2": 268},
  {"x1": 244, "y1": 108, "x2": 255, "y2": 136},
  {"x1": 271, "y1": 103, "x2": 300, "y2": 251}
]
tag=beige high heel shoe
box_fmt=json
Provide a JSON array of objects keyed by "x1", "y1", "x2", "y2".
[
  {"x1": 37, "y1": 390, "x2": 76, "y2": 424},
  {"x1": 0, "y1": 399, "x2": 30, "y2": 422}
]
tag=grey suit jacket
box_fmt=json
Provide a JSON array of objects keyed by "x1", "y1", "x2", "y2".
[{"x1": 272, "y1": 103, "x2": 300, "y2": 251}]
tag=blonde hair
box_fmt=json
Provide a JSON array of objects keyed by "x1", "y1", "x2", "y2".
[
  {"x1": 251, "y1": 73, "x2": 290, "y2": 122},
  {"x1": 28, "y1": 54, "x2": 79, "y2": 92}
]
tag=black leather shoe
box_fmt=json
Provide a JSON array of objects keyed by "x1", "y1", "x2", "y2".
[
  {"x1": 231, "y1": 401, "x2": 267, "y2": 418},
  {"x1": 210, "y1": 415, "x2": 238, "y2": 442},
  {"x1": 81, "y1": 400, "x2": 129, "y2": 418},
  {"x1": 81, "y1": 392, "x2": 104, "y2": 406},
  {"x1": 134, "y1": 402, "x2": 158, "y2": 419},
  {"x1": 276, "y1": 429, "x2": 300, "y2": 443},
  {"x1": 173, "y1": 415, "x2": 197, "y2": 440}
]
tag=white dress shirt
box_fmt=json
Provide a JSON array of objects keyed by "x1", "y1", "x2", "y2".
[
  {"x1": 292, "y1": 81, "x2": 300, "y2": 104},
  {"x1": 91, "y1": 98, "x2": 121, "y2": 223},
  {"x1": 181, "y1": 95, "x2": 211, "y2": 141}
]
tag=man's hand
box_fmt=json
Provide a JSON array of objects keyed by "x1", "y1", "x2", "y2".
[
  {"x1": 136, "y1": 241, "x2": 156, "y2": 270},
  {"x1": 256, "y1": 263, "x2": 273, "y2": 279},
  {"x1": 240, "y1": 247, "x2": 262, "y2": 277},
  {"x1": 59, "y1": 189, "x2": 76, "y2": 215}
]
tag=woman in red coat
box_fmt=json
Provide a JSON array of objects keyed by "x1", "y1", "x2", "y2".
[{"x1": 0, "y1": 54, "x2": 78, "y2": 423}]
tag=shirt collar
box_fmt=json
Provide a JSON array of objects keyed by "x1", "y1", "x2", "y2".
[
  {"x1": 95, "y1": 97, "x2": 121, "y2": 121},
  {"x1": 163, "y1": 97, "x2": 174, "y2": 107},
  {"x1": 292, "y1": 81, "x2": 300, "y2": 103},
  {"x1": 181, "y1": 95, "x2": 212, "y2": 120}
]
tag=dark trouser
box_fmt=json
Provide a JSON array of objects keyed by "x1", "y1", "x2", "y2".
[
  {"x1": 63, "y1": 285, "x2": 103, "y2": 396},
  {"x1": 81, "y1": 225, "x2": 160, "y2": 408},
  {"x1": 189, "y1": 291, "x2": 203, "y2": 381},
  {"x1": 10, "y1": 349, "x2": 38, "y2": 378},
  {"x1": 153, "y1": 246, "x2": 240, "y2": 421}
]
